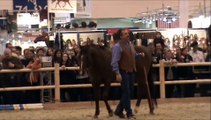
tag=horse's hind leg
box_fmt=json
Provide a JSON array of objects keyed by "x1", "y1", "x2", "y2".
[
  {"x1": 134, "y1": 84, "x2": 142, "y2": 114},
  {"x1": 103, "y1": 82, "x2": 113, "y2": 117},
  {"x1": 143, "y1": 67, "x2": 154, "y2": 114},
  {"x1": 93, "y1": 84, "x2": 100, "y2": 118}
]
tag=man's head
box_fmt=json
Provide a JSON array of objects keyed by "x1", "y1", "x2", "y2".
[
  {"x1": 5, "y1": 43, "x2": 13, "y2": 50},
  {"x1": 155, "y1": 42, "x2": 163, "y2": 53},
  {"x1": 155, "y1": 32, "x2": 162, "y2": 39},
  {"x1": 117, "y1": 29, "x2": 130, "y2": 42}
]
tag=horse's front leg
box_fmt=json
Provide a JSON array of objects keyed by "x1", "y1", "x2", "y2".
[
  {"x1": 93, "y1": 83, "x2": 100, "y2": 118},
  {"x1": 103, "y1": 82, "x2": 113, "y2": 117}
]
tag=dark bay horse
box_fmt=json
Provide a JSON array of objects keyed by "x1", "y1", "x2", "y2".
[{"x1": 80, "y1": 44, "x2": 156, "y2": 118}]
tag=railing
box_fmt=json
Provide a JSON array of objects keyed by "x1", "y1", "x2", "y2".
[
  {"x1": 153, "y1": 61, "x2": 211, "y2": 99},
  {"x1": 0, "y1": 65, "x2": 80, "y2": 103},
  {"x1": 0, "y1": 61, "x2": 210, "y2": 103}
]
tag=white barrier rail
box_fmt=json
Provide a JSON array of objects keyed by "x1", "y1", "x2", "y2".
[{"x1": 154, "y1": 61, "x2": 211, "y2": 99}]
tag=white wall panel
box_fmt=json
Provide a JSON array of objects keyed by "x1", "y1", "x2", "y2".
[
  {"x1": 91, "y1": 0, "x2": 180, "y2": 18},
  {"x1": 0, "y1": 0, "x2": 13, "y2": 10}
]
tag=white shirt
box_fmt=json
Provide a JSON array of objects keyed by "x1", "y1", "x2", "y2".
[{"x1": 189, "y1": 50, "x2": 205, "y2": 62}]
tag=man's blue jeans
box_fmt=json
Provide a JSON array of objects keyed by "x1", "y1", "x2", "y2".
[{"x1": 115, "y1": 70, "x2": 135, "y2": 116}]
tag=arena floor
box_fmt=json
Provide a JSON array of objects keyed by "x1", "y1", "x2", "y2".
[{"x1": 0, "y1": 97, "x2": 210, "y2": 120}]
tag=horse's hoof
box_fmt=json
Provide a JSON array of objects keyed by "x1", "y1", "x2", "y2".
[
  {"x1": 93, "y1": 115, "x2": 98, "y2": 119},
  {"x1": 150, "y1": 110, "x2": 155, "y2": 115},
  {"x1": 134, "y1": 106, "x2": 139, "y2": 114},
  {"x1": 109, "y1": 111, "x2": 113, "y2": 117}
]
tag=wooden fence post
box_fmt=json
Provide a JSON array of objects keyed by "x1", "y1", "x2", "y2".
[
  {"x1": 159, "y1": 60, "x2": 166, "y2": 99},
  {"x1": 54, "y1": 63, "x2": 60, "y2": 103}
]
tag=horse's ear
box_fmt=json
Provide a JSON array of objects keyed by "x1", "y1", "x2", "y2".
[
  {"x1": 79, "y1": 45, "x2": 88, "y2": 54},
  {"x1": 79, "y1": 44, "x2": 84, "y2": 51}
]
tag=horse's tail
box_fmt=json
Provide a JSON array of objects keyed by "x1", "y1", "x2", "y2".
[{"x1": 143, "y1": 66, "x2": 154, "y2": 114}]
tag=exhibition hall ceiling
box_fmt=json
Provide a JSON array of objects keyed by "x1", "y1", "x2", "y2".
[{"x1": 0, "y1": 0, "x2": 210, "y2": 18}]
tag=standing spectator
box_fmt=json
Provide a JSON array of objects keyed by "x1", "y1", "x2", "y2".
[
  {"x1": 1, "y1": 48, "x2": 23, "y2": 104},
  {"x1": 21, "y1": 49, "x2": 35, "y2": 67},
  {"x1": 179, "y1": 47, "x2": 195, "y2": 97},
  {"x1": 154, "y1": 42, "x2": 164, "y2": 64},
  {"x1": 46, "y1": 48, "x2": 54, "y2": 57},
  {"x1": 60, "y1": 53, "x2": 77, "y2": 102},
  {"x1": 189, "y1": 41, "x2": 205, "y2": 62},
  {"x1": 25, "y1": 55, "x2": 42, "y2": 103},
  {"x1": 52, "y1": 49, "x2": 63, "y2": 66},
  {"x1": 163, "y1": 49, "x2": 177, "y2": 98},
  {"x1": 153, "y1": 32, "x2": 165, "y2": 48}
]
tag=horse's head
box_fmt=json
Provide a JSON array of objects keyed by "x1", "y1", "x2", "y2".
[{"x1": 78, "y1": 45, "x2": 92, "y2": 74}]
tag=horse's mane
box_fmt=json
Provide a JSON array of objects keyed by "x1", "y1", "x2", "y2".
[
  {"x1": 80, "y1": 44, "x2": 114, "y2": 83},
  {"x1": 81, "y1": 44, "x2": 112, "y2": 71}
]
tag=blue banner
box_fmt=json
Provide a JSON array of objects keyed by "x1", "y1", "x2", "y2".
[{"x1": 13, "y1": 0, "x2": 47, "y2": 12}]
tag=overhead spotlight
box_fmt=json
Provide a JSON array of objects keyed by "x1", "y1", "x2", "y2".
[
  {"x1": 65, "y1": 24, "x2": 70, "y2": 29},
  {"x1": 172, "y1": 17, "x2": 177, "y2": 22},
  {"x1": 56, "y1": 24, "x2": 61, "y2": 29},
  {"x1": 72, "y1": 22, "x2": 79, "y2": 28},
  {"x1": 163, "y1": 17, "x2": 167, "y2": 22},
  {"x1": 88, "y1": 21, "x2": 97, "y2": 28},
  {"x1": 81, "y1": 21, "x2": 87, "y2": 28},
  {"x1": 148, "y1": 20, "x2": 153, "y2": 24},
  {"x1": 133, "y1": 20, "x2": 142, "y2": 23}
]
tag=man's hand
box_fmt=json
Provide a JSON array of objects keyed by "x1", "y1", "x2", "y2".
[
  {"x1": 116, "y1": 73, "x2": 122, "y2": 82},
  {"x1": 8, "y1": 62, "x2": 15, "y2": 68},
  {"x1": 61, "y1": 65, "x2": 66, "y2": 70}
]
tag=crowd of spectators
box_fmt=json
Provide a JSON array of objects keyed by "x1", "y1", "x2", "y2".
[
  {"x1": 0, "y1": 39, "x2": 93, "y2": 104},
  {"x1": 149, "y1": 32, "x2": 210, "y2": 98}
]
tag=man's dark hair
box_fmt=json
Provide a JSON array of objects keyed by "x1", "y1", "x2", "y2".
[
  {"x1": 5, "y1": 43, "x2": 12, "y2": 48},
  {"x1": 113, "y1": 32, "x2": 120, "y2": 43},
  {"x1": 15, "y1": 46, "x2": 22, "y2": 52}
]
